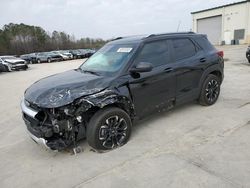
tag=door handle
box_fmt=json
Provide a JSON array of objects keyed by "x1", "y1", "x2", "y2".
[
  {"x1": 200, "y1": 58, "x2": 206, "y2": 62},
  {"x1": 164, "y1": 67, "x2": 174, "y2": 73}
]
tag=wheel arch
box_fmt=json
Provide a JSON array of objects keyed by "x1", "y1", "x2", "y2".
[
  {"x1": 199, "y1": 65, "x2": 223, "y2": 89},
  {"x1": 80, "y1": 91, "x2": 135, "y2": 124},
  {"x1": 209, "y1": 70, "x2": 222, "y2": 83}
]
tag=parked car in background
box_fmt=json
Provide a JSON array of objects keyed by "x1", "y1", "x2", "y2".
[
  {"x1": 0, "y1": 56, "x2": 28, "y2": 71},
  {"x1": 36, "y1": 52, "x2": 62, "y2": 63},
  {"x1": 85, "y1": 49, "x2": 96, "y2": 58},
  {"x1": 51, "y1": 51, "x2": 69, "y2": 61},
  {"x1": 35, "y1": 52, "x2": 51, "y2": 63},
  {"x1": 59, "y1": 50, "x2": 73, "y2": 59},
  {"x1": 78, "y1": 49, "x2": 89, "y2": 58},
  {"x1": 75, "y1": 49, "x2": 96, "y2": 58},
  {"x1": 20, "y1": 53, "x2": 37, "y2": 64},
  {"x1": 21, "y1": 32, "x2": 224, "y2": 151},
  {"x1": 69, "y1": 49, "x2": 82, "y2": 59},
  {"x1": 246, "y1": 46, "x2": 250, "y2": 63}
]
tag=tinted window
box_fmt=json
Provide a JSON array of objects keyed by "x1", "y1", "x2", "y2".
[
  {"x1": 196, "y1": 36, "x2": 215, "y2": 51},
  {"x1": 135, "y1": 40, "x2": 170, "y2": 67},
  {"x1": 172, "y1": 39, "x2": 196, "y2": 61}
]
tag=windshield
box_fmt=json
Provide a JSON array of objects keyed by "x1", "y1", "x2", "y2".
[{"x1": 79, "y1": 43, "x2": 137, "y2": 75}]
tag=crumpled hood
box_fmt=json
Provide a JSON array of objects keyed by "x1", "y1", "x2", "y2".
[{"x1": 24, "y1": 69, "x2": 113, "y2": 108}]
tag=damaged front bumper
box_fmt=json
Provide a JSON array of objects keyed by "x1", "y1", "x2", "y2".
[
  {"x1": 21, "y1": 100, "x2": 51, "y2": 150},
  {"x1": 21, "y1": 98, "x2": 90, "y2": 151},
  {"x1": 21, "y1": 99, "x2": 38, "y2": 118},
  {"x1": 27, "y1": 131, "x2": 50, "y2": 150},
  {"x1": 21, "y1": 89, "x2": 135, "y2": 151}
]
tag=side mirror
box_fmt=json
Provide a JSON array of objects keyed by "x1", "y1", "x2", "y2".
[{"x1": 130, "y1": 62, "x2": 153, "y2": 73}]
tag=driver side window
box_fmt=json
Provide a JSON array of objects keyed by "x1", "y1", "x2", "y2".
[{"x1": 134, "y1": 40, "x2": 170, "y2": 67}]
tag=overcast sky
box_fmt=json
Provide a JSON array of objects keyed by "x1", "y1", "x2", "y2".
[{"x1": 0, "y1": 0, "x2": 243, "y2": 39}]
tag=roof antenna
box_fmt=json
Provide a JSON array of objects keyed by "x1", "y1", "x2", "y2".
[{"x1": 177, "y1": 21, "x2": 181, "y2": 32}]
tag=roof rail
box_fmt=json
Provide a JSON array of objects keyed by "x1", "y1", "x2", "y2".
[{"x1": 147, "y1": 32, "x2": 195, "y2": 38}]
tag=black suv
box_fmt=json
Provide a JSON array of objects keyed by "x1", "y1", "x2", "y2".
[
  {"x1": 246, "y1": 45, "x2": 250, "y2": 63},
  {"x1": 21, "y1": 32, "x2": 224, "y2": 151}
]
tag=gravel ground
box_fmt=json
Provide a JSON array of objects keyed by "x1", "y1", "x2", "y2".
[{"x1": 0, "y1": 45, "x2": 250, "y2": 188}]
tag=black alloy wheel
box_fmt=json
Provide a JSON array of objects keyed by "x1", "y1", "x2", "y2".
[
  {"x1": 87, "y1": 107, "x2": 132, "y2": 150},
  {"x1": 199, "y1": 74, "x2": 221, "y2": 106},
  {"x1": 99, "y1": 115, "x2": 128, "y2": 149},
  {"x1": 205, "y1": 79, "x2": 219, "y2": 103},
  {"x1": 247, "y1": 53, "x2": 250, "y2": 63}
]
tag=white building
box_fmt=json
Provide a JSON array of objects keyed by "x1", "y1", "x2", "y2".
[{"x1": 192, "y1": 0, "x2": 250, "y2": 45}]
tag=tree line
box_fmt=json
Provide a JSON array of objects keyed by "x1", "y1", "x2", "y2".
[{"x1": 0, "y1": 23, "x2": 107, "y2": 55}]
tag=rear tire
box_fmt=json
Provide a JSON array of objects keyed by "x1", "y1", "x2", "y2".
[
  {"x1": 37, "y1": 59, "x2": 41, "y2": 64},
  {"x1": 47, "y1": 58, "x2": 51, "y2": 63},
  {"x1": 87, "y1": 107, "x2": 132, "y2": 151},
  {"x1": 199, "y1": 74, "x2": 221, "y2": 106}
]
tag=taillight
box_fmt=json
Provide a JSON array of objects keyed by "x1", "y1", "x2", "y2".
[{"x1": 217, "y1": 51, "x2": 224, "y2": 58}]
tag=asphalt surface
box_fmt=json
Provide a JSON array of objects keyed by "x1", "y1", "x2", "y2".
[{"x1": 0, "y1": 45, "x2": 250, "y2": 188}]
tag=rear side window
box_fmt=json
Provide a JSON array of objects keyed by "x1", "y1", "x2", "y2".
[
  {"x1": 195, "y1": 36, "x2": 215, "y2": 51},
  {"x1": 134, "y1": 40, "x2": 170, "y2": 67},
  {"x1": 172, "y1": 39, "x2": 196, "y2": 61}
]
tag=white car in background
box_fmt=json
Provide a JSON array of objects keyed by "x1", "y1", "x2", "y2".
[
  {"x1": 60, "y1": 50, "x2": 73, "y2": 59},
  {"x1": 0, "y1": 56, "x2": 28, "y2": 72},
  {"x1": 51, "y1": 51, "x2": 71, "y2": 60}
]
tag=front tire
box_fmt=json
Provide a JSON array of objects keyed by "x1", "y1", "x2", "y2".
[
  {"x1": 47, "y1": 58, "x2": 51, "y2": 63},
  {"x1": 4, "y1": 65, "x2": 12, "y2": 72},
  {"x1": 199, "y1": 74, "x2": 221, "y2": 106},
  {"x1": 87, "y1": 107, "x2": 132, "y2": 151}
]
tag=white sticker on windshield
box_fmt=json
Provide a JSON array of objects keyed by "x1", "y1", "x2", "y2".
[{"x1": 117, "y1": 48, "x2": 133, "y2": 53}]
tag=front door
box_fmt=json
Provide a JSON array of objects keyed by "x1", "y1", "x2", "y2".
[{"x1": 128, "y1": 39, "x2": 176, "y2": 118}]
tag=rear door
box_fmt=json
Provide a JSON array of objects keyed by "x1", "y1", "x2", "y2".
[
  {"x1": 128, "y1": 39, "x2": 176, "y2": 118},
  {"x1": 169, "y1": 38, "x2": 206, "y2": 103}
]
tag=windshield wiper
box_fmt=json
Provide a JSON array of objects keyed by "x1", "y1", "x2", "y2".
[{"x1": 81, "y1": 69, "x2": 100, "y2": 76}]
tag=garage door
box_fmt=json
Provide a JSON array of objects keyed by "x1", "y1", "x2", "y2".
[{"x1": 197, "y1": 16, "x2": 222, "y2": 45}]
